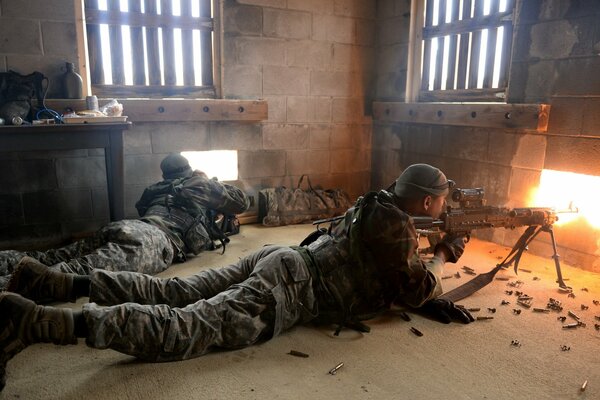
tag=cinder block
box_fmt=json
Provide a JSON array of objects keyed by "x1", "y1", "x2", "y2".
[
  {"x1": 482, "y1": 164, "x2": 511, "y2": 205},
  {"x1": 234, "y1": 37, "x2": 286, "y2": 66},
  {"x1": 372, "y1": 123, "x2": 403, "y2": 150},
  {"x1": 507, "y1": 167, "x2": 541, "y2": 208},
  {"x1": 286, "y1": 149, "x2": 330, "y2": 175},
  {"x1": 524, "y1": 60, "x2": 556, "y2": 100},
  {"x1": 91, "y1": 187, "x2": 110, "y2": 219},
  {"x1": 286, "y1": 40, "x2": 333, "y2": 69},
  {"x1": 377, "y1": 44, "x2": 409, "y2": 74},
  {"x1": 529, "y1": 20, "x2": 580, "y2": 60},
  {"x1": 124, "y1": 126, "x2": 153, "y2": 155},
  {"x1": 313, "y1": 15, "x2": 355, "y2": 44},
  {"x1": 313, "y1": 97, "x2": 333, "y2": 122},
  {"x1": 263, "y1": 9, "x2": 311, "y2": 39},
  {"x1": 442, "y1": 127, "x2": 488, "y2": 161},
  {"x1": 356, "y1": 19, "x2": 375, "y2": 46},
  {"x1": 547, "y1": 97, "x2": 584, "y2": 136},
  {"x1": 581, "y1": 98, "x2": 600, "y2": 137},
  {"x1": 222, "y1": 65, "x2": 263, "y2": 98},
  {"x1": 331, "y1": 149, "x2": 370, "y2": 173},
  {"x1": 1, "y1": 0, "x2": 75, "y2": 20},
  {"x1": 124, "y1": 154, "x2": 164, "y2": 187},
  {"x1": 377, "y1": 16, "x2": 408, "y2": 46},
  {"x1": 150, "y1": 122, "x2": 210, "y2": 153},
  {"x1": 0, "y1": 18, "x2": 41, "y2": 54},
  {"x1": 511, "y1": 133, "x2": 546, "y2": 170},
  {"x1": 262, "y1": 123, "x2": 309, "y2": 149},
  {"x1": 263, "y1": 95, "x2": 286, "y2": 122},
  {"x1": 331, "y1": 123, "x2": 368, "y2": 149},
  {"x1": 288, "y1": 0, "x2": 333, "y2": 14},
  {"x1": 209, "y1": 122, "x2": 263, "y2": 150},
  {"x1": 287, "y1": 96, "x2": 332, "y2": 123},
  {"x1": 223, "y1": 2, "x2": 262, "y2": 36},
  {"x1": 263, "y1": 66, "x2": 309, "y2": 95},
  {"x1": 125, "y1": 184, "x2": 147, "y2": 218},
  {"x1": 554, "y1": 57, "x2": 600, "y2": 96},
  {"x1": 333, "y1": 0, "x2": 376, "y2": 19},
  {"x1": 41, "y1": 22, "x2": 76, "y2": 56},
  {"x1": 0, "y1": 223, "x2": 63, "y2": 250},
  {"x1": 56, "y1": 156, "x2": 107, "y2": 188},
  {"x1": 544, "y1": 136, "x2": 600, "y2": 176},
  {"x1": 238, "y1": 150, "x2": 286, "y2": 178},
  {"x1": 286, "y1": 96, "x2": 310, "y2": 123},
  {"x1": 0, "y1": 159, "x2": 57, "y2": 192},
  {"x1": 332, "y1": 97, "x2": 364, "y2": 122},
  {"x1": 23, "y1": 189, "x2": 92, "y2": 223},
  {"x1": 18, "y1": 149, "x2": 87, "y2": 159},
  {"x1": 0, "y1": 194, "x2": 23, "y2": 225},
  {"x1": 309, "y1": 124, "x2": 331, "y2": 149},
  {"x1": 375, "y1": 72, "x2": 406, "y2": 99},
  {"x1": 311, "y1": 70, "x2": 358, "y2": 96},
  {"x1": 0, "y1": 57, "x2": 6, "y2": 71},
  {"x1": 347, "y1": 170, "x2": 371, "y2": 198}
]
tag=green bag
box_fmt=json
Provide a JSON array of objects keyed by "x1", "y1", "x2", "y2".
[{"x1": 258, "y1": 175, "x2": 352, "y2": 227}]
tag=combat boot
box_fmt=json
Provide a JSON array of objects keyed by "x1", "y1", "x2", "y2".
[
  {"x1": 6, "y1": 256, "x2": 75, "y2": 303},
  {"x1": 0, "y1": 292, "x2": 77, "y2": 391}
]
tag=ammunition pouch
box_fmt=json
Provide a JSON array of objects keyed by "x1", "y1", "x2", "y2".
[{"x1": 0, "y1": 70, "x2": 47, "y2": 123}]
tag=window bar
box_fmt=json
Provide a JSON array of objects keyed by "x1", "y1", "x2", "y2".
[
  {"x1": 482, "y1": 0, "x2": 499, "y2": 88},
  {"x1": 161, "y1": 0, "x2": 177, "y2": 86},
  {"x1": 497, "y1": 0, "x2": 514, "y2": 89},
  {"x1": 86, "y1": 0, "x2": 105, "y2": 85},
  {"x1": 420, "y1": 0, "x2": 435, "y2": 91},
  {"x1": 143, "y1": 0, "x2": 162, "y2": 86},
  {"x1": 181, "y1": 0, "x2": 196, "y2": 86},
  {"x1": 107, "y1": 0, "x2": 125, "y2": 85},
  {"x1": 433, "y1": 0, "x2": 446, "y2": 90},
  {"x1": 445, "y1": 0, "x2": 459, "y2": 90},
  {"x1": 455, "y1": 0, "x2": 472, "y2": 89},
  {"x1": 467, "y1": 0, "x2": 484, "y2": 89},
  {"x1": 129, "y1": 0, "x2": 146, "y2": 85},
  {"x1": 200, "y1": 0, "x2": 213, "y2": 86}
]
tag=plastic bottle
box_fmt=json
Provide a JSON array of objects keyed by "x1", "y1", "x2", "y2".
[{"x1": 62, "y1": 62, "x2": 83, "y2": 99}]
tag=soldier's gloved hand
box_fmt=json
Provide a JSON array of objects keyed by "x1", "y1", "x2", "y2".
[
  {"x1": 420, "y1": 298, "x2": 474, "y2": 324},
  {"x1": 434, "y1": 233, "x2": 469, "y2": 263}
]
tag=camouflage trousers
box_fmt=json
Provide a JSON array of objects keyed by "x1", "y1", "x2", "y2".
[
  {"x1": 0, "y1": 220, "x2": 174, "y2": 284},
  {"x1": 82, "y1": 245, "x2": 317, "y2": 362}
]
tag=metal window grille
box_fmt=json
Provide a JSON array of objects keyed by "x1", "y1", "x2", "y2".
[
  {"x1": 85, "y1": 0, "x2": 215, "y2": 98},
  {"x1": 419, "y1": 0, "x2": 515, "y2": 102}
]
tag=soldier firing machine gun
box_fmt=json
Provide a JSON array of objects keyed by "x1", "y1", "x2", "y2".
[{"x1": 413, "y1": 188, "x2": 573, "y2": 290}]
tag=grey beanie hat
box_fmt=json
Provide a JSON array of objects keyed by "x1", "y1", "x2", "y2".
[
  {"x1": 160, "y1": 153, "x2": 193, "y2": 180},
  {"x1": 394, "y1": 163, "x2": 454, "y2": 198}
]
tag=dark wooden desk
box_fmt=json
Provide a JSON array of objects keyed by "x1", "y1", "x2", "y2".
[{"x1": 0, "y1": 122, "x2": 130, "y2": 221}]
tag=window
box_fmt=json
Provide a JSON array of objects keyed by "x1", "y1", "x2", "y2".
[
  {"x1": 409, "y1": 0, "x2": 515, "y2": 102},
  {"x1": 84, "y1": 0, "x2": 217, "y2": 98}
]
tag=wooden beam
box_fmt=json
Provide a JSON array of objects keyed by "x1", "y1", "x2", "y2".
[
  {"x1": 45, "y1": 99, "x2": 268, "y2": 122},
  {"x1": 372, "y1": 102, "x2": 551, "y2": 132}
]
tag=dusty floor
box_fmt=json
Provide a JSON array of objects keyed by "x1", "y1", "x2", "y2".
[{"x1": 2, "y1": 224, "x2": 600, "y2": 400}]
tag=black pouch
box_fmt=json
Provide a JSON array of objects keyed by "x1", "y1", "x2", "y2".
[{"x1": 0, "y1": 70, "x2": 47, "y2": 123}]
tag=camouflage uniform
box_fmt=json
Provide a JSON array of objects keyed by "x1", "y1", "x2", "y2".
[
  {"x1": 82, "y1": 245, "x2": 316, "y2": 361},
  {"x1": 0, "y1": 173, "x2": 249, "y2": 283},
  {"x1": 78, "y1": 190, "x2": 443, "y2": 361}
]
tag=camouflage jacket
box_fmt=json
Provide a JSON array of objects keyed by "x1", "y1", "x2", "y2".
[
  {"x1": 136, "y1": 172, "x2": 249, "y2": 256},
  {"x1": 302, "y1": 190, "x2": 443, "y2": 323}
]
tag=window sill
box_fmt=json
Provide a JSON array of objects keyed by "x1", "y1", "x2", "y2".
[
  {"x1": 45, "y1": 99, "x2": 268, "y2": 123},
  {"x1": 372, "y1": 102, "x2": 551, "y2": 132}
]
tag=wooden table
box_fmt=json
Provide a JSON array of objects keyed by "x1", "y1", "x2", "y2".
[{"x1": 0, "y1": 122, "x2": 130, "y2": 221}]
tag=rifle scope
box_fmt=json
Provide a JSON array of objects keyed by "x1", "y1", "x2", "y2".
[{"x1": 451, "y1": 188, "x2": 485, "y2": 203}]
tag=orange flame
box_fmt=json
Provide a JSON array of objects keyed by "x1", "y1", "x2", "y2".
[{"x1": 528, "y1": 169, "x2": 600, "y2": 228}]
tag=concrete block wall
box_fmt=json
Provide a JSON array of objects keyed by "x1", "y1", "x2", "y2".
[
  {"x1": 0, "y1": 0, "x2": 375, "y2": 249},
  {"x1": 372, "y1": 0, "x2": 600, "y2": 272}
]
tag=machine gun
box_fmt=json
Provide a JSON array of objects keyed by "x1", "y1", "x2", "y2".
[{"x1": 413, "y1": 188, "x2": 572, "y2": 294}]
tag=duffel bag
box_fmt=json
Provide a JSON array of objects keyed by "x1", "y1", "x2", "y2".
[{"x1": 258, "y1": 175, "x2": 353, "y2": 227}]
